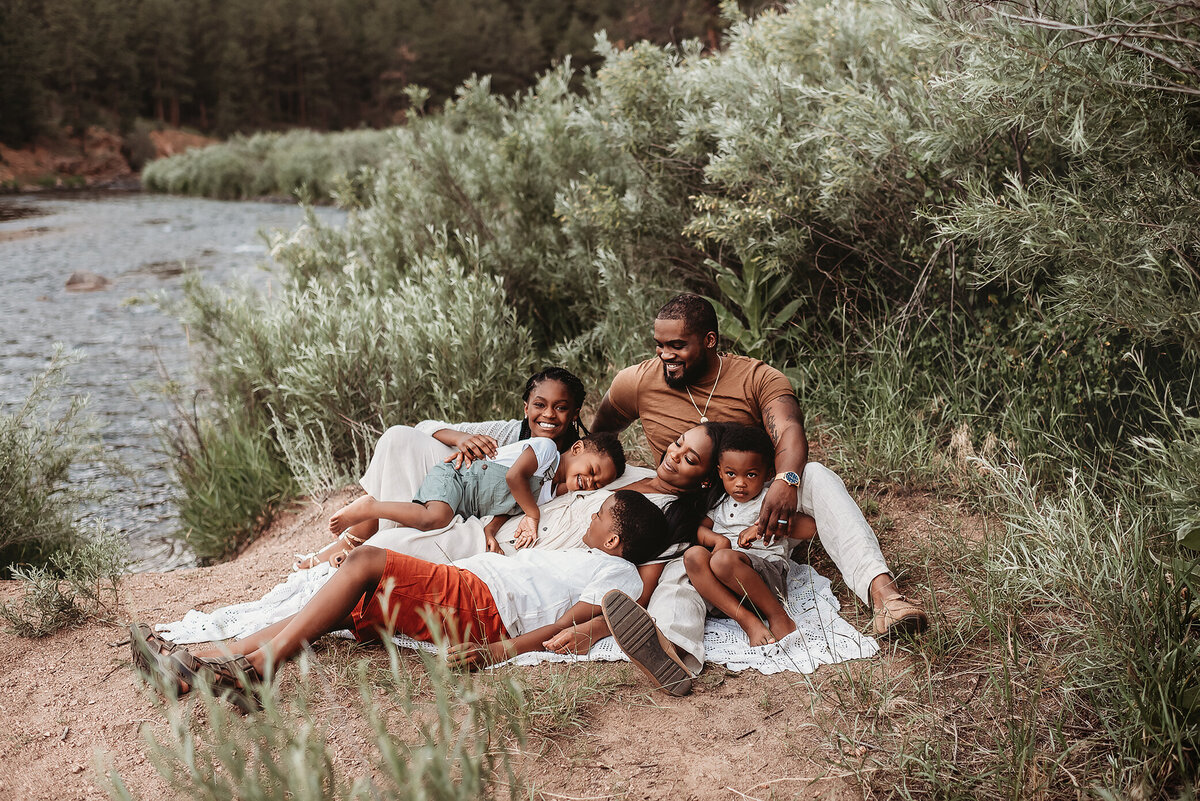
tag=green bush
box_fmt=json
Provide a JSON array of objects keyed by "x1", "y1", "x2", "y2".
[
  {"x1": 142, "y1": 128, "x2": 394, "y2": 201},
  {"x1": 165, "y1": 405, "x2": 296, "y2": 565},
  {"x1": 0, "y1": 526, "x2": 127, "y2": 637},
  {"x1": 0, "y1": 350, "x2": 97, "y2": 569},
  {"x1": 166, "y1": 240, "x2": 536, "y2": 557}
]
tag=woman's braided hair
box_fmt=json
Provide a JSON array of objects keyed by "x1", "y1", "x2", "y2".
[{"x1": 519, "y1": 366, "x2": 591, "y2": 449}]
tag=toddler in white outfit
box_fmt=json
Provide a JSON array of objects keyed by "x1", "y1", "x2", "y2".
[{"x1": 683, "y1": 425, "x2": 816, "y2": 646}]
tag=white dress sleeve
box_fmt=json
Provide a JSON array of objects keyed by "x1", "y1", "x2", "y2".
[{"x1": 412, "y1": 418, "x2": 524, "y2": 446}]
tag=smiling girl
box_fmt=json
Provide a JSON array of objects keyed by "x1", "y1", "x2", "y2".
[{"x1": 294, "y1": 367, "x2": 592, "y2": 569}]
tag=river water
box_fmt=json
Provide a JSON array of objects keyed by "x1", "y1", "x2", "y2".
[{"x1": 0, "y1": 192, "x2": 345, "y2": 571}]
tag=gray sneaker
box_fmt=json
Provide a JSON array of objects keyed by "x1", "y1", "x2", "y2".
[{"x1": 601, "y1": 589, "x2": 692, "y2": 696}]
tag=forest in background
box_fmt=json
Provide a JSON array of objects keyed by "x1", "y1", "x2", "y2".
[{"x1": 0, "y1": 0, "x2": 760, "y2": 147}]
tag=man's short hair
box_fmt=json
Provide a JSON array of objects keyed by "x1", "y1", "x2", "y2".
[
  {"x1": 581, "y1": 431, "x2": 626, "y2": 477},
  {"x1": 656, "y1": 293, "x2": 719, "y2": 338},
  {"x1": 610, "y1": 490, "x2": 669, "y2": 564},
  {"x1": 718, "y1": 424, "x2": 775, "y2": 469}
]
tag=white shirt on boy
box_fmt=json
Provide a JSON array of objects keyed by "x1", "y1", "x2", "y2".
[
  {"x1": 455, "y1": 548, "x2": 643, "y2": 636},
  {"x1": 708, "y1": 491, "x2": 789, "y2": 560}
]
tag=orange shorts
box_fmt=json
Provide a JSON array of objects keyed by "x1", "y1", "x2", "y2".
[{"x1": 350, "y1": 550, "x2": 507, "y2": 645}]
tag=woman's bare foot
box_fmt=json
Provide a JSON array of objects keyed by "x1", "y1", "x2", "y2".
[
  {"x1": 738, "y1": 614, "x2": 776, "y2": 647},
  {"x1": 294, "y1": 531, "x2": 364, "y2": 571},
  {"x1": 329, "y1": 495, "x2": 378, "y2": 535},
  {"x1": 767, "y1": 613, "x2": 797, "y2": 642}
]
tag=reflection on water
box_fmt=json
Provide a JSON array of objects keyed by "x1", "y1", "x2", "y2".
[{"x1": 0, "y1": 193, "x2": 345, "y2": 571}]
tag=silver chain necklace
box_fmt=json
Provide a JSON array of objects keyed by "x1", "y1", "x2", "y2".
[{"x1": 684, "y1": 356, "x2": 723, "y2": 424}]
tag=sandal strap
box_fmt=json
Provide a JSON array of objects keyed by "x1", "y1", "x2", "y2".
[
  {"x1": 340, "y1": 531, "x2": 366, "y2": 547},
  {"x1": 197, "y1": 654, "x2": 262, "y2": 684},
  {"x1": 178, "y1": 654, "x2": 262, "y2": 713}
]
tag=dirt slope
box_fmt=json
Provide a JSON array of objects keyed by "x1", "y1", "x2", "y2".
[{"x1": 0, "y1": 488, "x2": 948, "y2": 801}]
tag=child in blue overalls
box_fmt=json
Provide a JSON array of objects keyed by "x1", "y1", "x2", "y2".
[{"x1": 329, "y1": 431, "x2": 626, "y2": 547}]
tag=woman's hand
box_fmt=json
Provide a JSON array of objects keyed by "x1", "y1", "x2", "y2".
[
  {"x1": 444, "y1": 434, "x2": 500, "y2": 469},
  {"x1": 513, "y1": 515, "x2": 539, "y2": 549},
  {"x1": 543, "y1": 626, "x2": 594, "y2": 655}
]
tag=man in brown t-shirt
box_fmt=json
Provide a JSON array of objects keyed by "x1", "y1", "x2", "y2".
[{"x1": 592, "y1": 293, "x2": 926, "y2": 694}]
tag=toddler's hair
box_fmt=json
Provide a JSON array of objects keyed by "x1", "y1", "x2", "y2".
[
  {"x1": 718, "y1": 424, "x2": 775, "y2": 468},
  {"x1": 610, "y1": 490, "x2": 669, "y2": 564},
  {"x1": 580, "y1": 431, "x2": 626, "y2": 478},
  {"x1": 519, "y1": 366, "x2": 590, "y2": 446}
]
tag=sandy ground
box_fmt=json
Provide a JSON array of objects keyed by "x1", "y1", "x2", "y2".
[{"x1": 0, "y1": 487, "x2": 958, "y2": 800}]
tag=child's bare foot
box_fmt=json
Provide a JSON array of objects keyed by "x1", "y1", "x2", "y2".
[
  {"x1": 738, "y1": 615, "x2": 776, "y2": 647},
  {"x1": 767, "y1": 614, "x2": 797, "y2": 642},
  {"x1": 330, "y1": 495, "x2": 377, "y2": 535}
]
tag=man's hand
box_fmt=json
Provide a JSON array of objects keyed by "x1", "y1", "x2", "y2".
[
  {"x1": 513, "y1": 515, "x2": 539, "y2": 549},
  {"x1": 543, "y1": 626, "x2": 594, "y2": 655},
  {"x1": 483, "y1": 531, "x2": 504, "y2": 553},
  {"x1": 443, "y1": 434, "x2": 499, "y2": 469},
  {"x1": 756, "y1": 479, "x2": 799, "y2": 544}
]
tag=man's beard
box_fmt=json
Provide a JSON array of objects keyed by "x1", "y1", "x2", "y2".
[{"x1": 662, "y1": 355, "x2": 711, "y2": 389}]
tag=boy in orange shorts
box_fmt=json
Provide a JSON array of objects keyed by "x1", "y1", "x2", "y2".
[{"x1": 132, "y1": 490, "x2": 668, "y2": 712}]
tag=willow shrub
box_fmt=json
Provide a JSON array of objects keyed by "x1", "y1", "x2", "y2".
[
  {"x1": 0, "y1": 350, "x2": 96, "y2": 569},
  {"x1": 142, "y1": 128, "x2": 394, "y2": 201},
  {"x1": 167, "y1": 240, "x2": 535, "y2": 556}
]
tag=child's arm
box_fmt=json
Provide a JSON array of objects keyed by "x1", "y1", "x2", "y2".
[
  {"x1": 736, "y1": 524, "x2": 761, "y2": 549},
  {"x1": 544, "y1": 562, "x2": 665, "y2": 654},
  {"x1": 482, "y1": 514, "x2": 508, "y2": 554},
  {"x1": 505, "y1": 446, "x2": 543, "y2": 525},
  {"x1": 448, "y1": 601, "x2": 603, "y2": 668},
  {"x1": 433, "y1": 428, "x2": 500, "y2": 469},
  {"x1": 697, "y1": 516, "x2": 731, "y2": 551},
  {"x1": 512, "y1": 515, "x2": 538, "y2": 549}
]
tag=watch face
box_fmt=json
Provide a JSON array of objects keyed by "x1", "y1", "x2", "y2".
[{"x1": 778, "y1": 471, "x2": 800, "y2": 486}]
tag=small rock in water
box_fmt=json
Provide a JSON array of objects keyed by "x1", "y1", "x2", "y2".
[{"x1": 65, "y1": 271, "x2": 112, "y2": 292}]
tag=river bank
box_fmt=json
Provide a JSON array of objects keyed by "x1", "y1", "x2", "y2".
[
  {"x1": 0, "y1": 483, "x2": 960, "y2": 800},
  {"x1": 0, "y1": 192, "x2": 346, "y2": 571},
  {"x1": 0, "y1": 127, "x2": 215, "y2": 192}
]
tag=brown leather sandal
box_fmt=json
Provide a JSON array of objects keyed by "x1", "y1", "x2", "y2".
[
  {"x1": 129, "y1": 623, "x2": 198, "y2": 697},
  {"x1": 171, "y1": 653, "x2": 263, "y2": 714}
]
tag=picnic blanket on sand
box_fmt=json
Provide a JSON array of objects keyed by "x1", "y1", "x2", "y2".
[{"x1": 157, "y1": 560, "x2": 878, "y2": 675}]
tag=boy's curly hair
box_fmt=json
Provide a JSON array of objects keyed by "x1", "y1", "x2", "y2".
[
  {"x1": 580, "y1": 431, "x2": 626, "y2": 478},
  {"x1": 610, "y1": 490, "x2": 669, "y2": 564},
  {"x1": 718, "y1": 424, "x2": 775, "y2": 468}
]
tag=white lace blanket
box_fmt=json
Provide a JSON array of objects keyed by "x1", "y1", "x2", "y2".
[{"x1": 156, "y1": 561, "x2": 877, "y2": 676}]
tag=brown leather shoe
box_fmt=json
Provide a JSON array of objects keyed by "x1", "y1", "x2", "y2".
[
  {"x1": 602, "y1": 590, "x2": 692, "y2": 696},
  {"x1": 872, "y1": 595, "x2": 929, "y2": 637}
]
